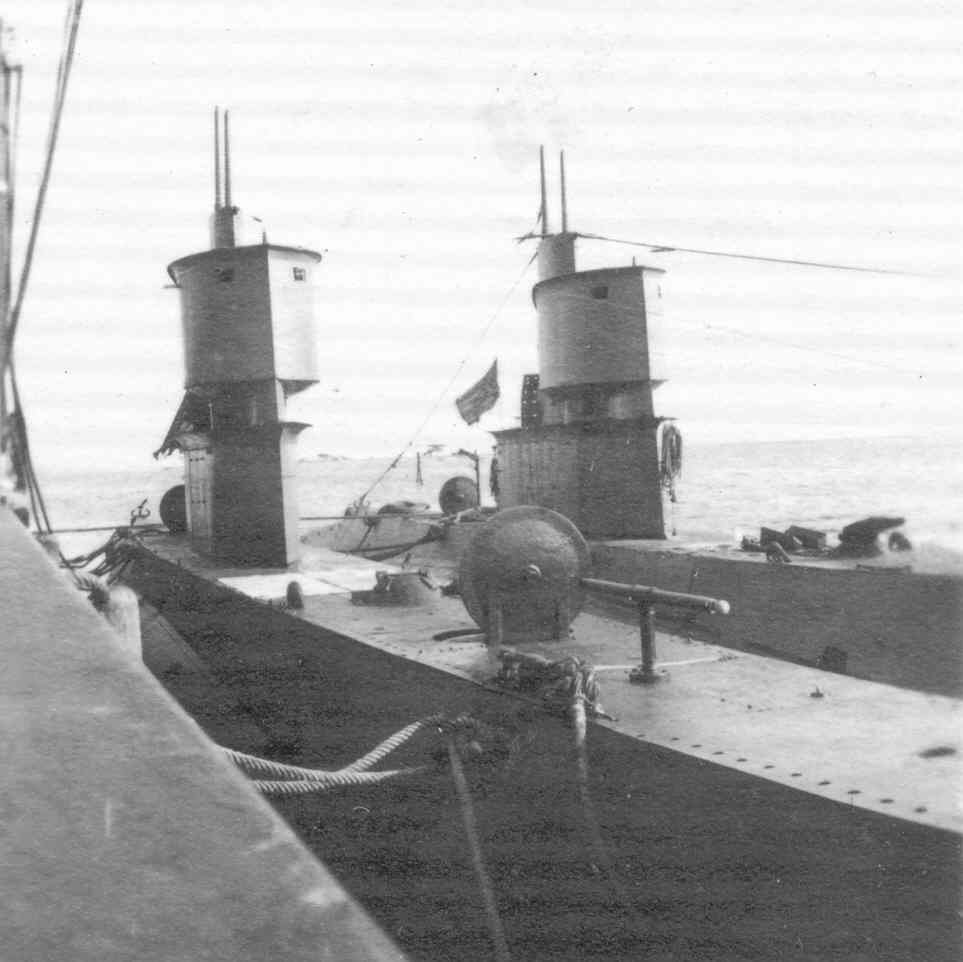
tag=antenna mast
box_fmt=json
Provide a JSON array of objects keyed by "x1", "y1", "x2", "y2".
[
  {"x1": 0, "y1": 27, "x2": 14, "y2": 429},
  {"x1": 223, "y1": 109, "x2": 232, "y2": 210},
  {"x1": 210, "y1": 107, "x2": 237, "y2": 248},
  {"x1": 559, "y1": 150, "x2": 568, "y2": 233},
  {"x1": 213, "y1": 107, "x2": 222, "y2": 209},
  {"x1": 535, "y1": 147, "x2": 575, "y2": 280}
]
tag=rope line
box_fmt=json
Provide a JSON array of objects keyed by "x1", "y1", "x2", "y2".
[
  {"x1": 575, "y1": 230, "x2": 923, "y2": 277},
  {"x1": 252, "y1": 769, "x2": 424, "y2": 796},
  {"x1": 8, "y1": 363, "x2": 52, "y2": 532},
  {"x1": 340, "y1": 715, "x2": 440, "y2": 771},
  {"x1": 222, "y1": 714, "x2": 458, "y2": 796},
  {"x1": 571, "y1": 695, "x2": 631, "y2": 907},
  {"x1": 45, "y1": 522, "x2": 163, "y2": 535},
  {"x1": 448, "y1": 736, "x2": 513, "y2": 962},
  {"x1": 355, "y1": 250, "x2": 536, "y2": 505},
  {"x1": 1, "y1": 1, "x2": 84, "y2": 557},
  {"x1": 525, "y1": 285, "x2": 930, "y2": 379},
  {"x1": 220, "y1": 683, "x2": 620, "y2": 957},
  {"x1": 223, "y1": 715, "x2": 440, "y2": 781},
  {"x1": 1, "y1": 53, "x2": 22, "y2": 372},
  {"x1": 690, "y1": 318, "x2": 928, "y2": 377},
  {"x1": 3, "y1": 0, "x2": 84, "y2": 357}
]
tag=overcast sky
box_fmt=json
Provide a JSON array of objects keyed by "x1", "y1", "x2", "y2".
[{"x1": 4, "y1": 0, "x2": 960, "y2": 471}]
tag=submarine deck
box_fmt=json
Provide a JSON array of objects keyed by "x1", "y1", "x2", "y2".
[{"x1": 136, "y1": 531, "x2": 962, "y2": 835}]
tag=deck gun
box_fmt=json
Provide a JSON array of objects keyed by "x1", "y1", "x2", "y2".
[{"x1": 457, "y1": 505, "x2": 730, "y2": 684}]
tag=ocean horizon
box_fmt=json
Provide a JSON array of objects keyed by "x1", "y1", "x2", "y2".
[{"x1": 33, "y1": 435, "x2": 962, "y2": 562}]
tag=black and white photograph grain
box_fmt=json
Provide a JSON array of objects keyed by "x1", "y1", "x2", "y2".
[{"x1": 1, "y1": 1, "x2": 960, "y2": 960}]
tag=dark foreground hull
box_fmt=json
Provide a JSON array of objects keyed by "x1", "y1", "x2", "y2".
[{"x1": 127, "y1": 549, "x2": 961, "y2": 962}]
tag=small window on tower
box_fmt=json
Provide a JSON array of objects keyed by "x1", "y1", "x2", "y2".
[
  {"x1": 292, "y1": 267, "x2": 306, "y2": 281},
  {"x1": 214, "y1": 267, "x2": 234, "y2": 283},
  {"x1": 591, "y1": 285, "x2": 608, "y2": 300}
]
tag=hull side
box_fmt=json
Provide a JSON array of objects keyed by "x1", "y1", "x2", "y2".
[
  {"x1": 127, "y1": 548, "x2": 962, "y2": 962},
  {"x1": 593, "y1": 541, "x2": 963, "y2": 697}
]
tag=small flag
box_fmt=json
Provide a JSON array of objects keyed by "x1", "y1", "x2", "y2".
[{"x1": 455, "y1": 361, "x2": 500, "y2": 425}]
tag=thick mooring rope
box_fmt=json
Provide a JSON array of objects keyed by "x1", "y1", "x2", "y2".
[
  {"x1": 222, "y1": 714, "x2": 448, "y2": 796},
  {"x1": 249, "y1": 768, "x2": 425, "y2": 797},
  {"x1": 223, "y1": 744, "x2": 427, "y2": 783},
  {"x1": 448, "y1": 736, "x2": 513, "y2": 962},
  {"x1": 221, "y1": 690, "x2": 621, "y2": 957},
  {"x1": 341, "y1": 715, "x2": 441, "y2": 772}
]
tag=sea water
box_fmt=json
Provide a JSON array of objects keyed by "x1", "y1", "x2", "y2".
[{"x1": 36, "y1": 436, "x2": 963, "y2": 562}]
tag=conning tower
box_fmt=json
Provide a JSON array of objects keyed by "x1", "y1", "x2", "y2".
[
  {"x1": 160, "y1": 109, "x2": 321, "y2": 566},
  {"x1": 493, "y1": 149, "x2": 676, "y2": 539}
]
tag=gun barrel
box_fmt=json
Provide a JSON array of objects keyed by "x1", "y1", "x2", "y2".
[{"x1": 581, "y1": 578, "x2": 730, "y2": 615}]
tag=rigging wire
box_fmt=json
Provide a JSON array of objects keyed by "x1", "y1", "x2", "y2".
[
  {"x1": 8, "y1": 361, "x2": 51, "y2": 531},
  {"x1": 572, "y1": 230, "x2": 923, "y2": 277},
  {"x1": 2, "y1": 50, "x2": 22, "y2": 317},
  {"x1": 685, "y1": 318, "x2": 928, "y2": 378},
  {"x1": 0, "y1": 45, "x2": 22, "y2": 428},
  {"x1": 3, "y1": 0, "x2": 84, "y2": 357},
  {"x1": 352, "y1": 222, "x2": 927, "y2": 508},
  {"x1": 543, "y1": 286, "x2": 932, "y2": 380},
  {"x1": 1, "y1": 0, "x2": 84, "y2": 545},
  {"x1": 355, "y1": 249, "x2": 537, "y2": 505}
]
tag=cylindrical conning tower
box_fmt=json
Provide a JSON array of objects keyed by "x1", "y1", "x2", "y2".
[
  {"x1": 158, "y1": 109, "x2": 322, "y2": 567},
  {"x1": 535, "y1": 265, "x2": 665, "y2": 390},
  {"x1": 492, "y1": 146, "x2": 675, "y2": 540},
  {"x1": 168, "y1": 244, "x2": 322, "y2": 390}
]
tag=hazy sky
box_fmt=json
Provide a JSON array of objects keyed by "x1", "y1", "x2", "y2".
[{"x1": 4, "y1": 0, "x2": 960, "y2": 472}]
